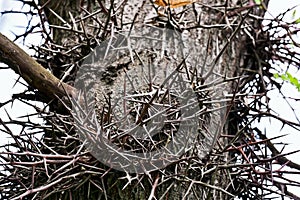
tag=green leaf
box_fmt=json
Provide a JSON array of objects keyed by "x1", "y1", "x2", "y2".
[
  {"x1": 286, "y1": 72, "x2": 293, "y2": 79},
  {"x1": 254, "y1": 0, "x2": 262, "y2": 5},
  {"x1": 280, "y1": 74, "x2": 289, "y2": 81},
  {"x1": 295, "y1": 17, "x2": 300, "y2": 24},
  {"x1": 290, "y1": 77, "x2": 299, "y2": 85},
  {"x1": 273, "y1": 72, "x2": 300, "y2": 92},
  {"x1": 292, "y1": 9, "x2": 297, "y2": 19}
]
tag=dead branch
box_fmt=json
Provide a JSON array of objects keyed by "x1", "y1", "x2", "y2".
[{"x1": 0, "y1": 33, "x2": 77, "y2": 100}]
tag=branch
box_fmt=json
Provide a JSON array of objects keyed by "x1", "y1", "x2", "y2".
[
  {"x1": 256, "y1": 128, "x2": 300, "y2": 171},
  {"x1": 0, "y1": 32, "x2": 77, "y2": 100}
]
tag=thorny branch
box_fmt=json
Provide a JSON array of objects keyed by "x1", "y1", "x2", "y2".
[{"x1": 0, "y1": 0, "x2": 300, "y2": 199}]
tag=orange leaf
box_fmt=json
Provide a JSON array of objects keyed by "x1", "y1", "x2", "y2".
[{"x1": 154, "y1": 0, "x2": 196, "y2": 8}]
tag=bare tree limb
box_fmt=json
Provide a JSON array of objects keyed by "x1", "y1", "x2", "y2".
[{"x1": 0, "y1": 32, "x2": 77, "y2": 100}]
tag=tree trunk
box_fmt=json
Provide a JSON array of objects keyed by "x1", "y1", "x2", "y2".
[{"x1": 37, "y1": 0, "x2": 268, "y2": 199}]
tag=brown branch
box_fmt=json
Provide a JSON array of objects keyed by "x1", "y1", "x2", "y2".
[
  {"x1": 256, "y1": 129, "x2": 300, "y2": 171},
  {"x1": 0, "y1": 32, "x2": 77, "y2": 101}
]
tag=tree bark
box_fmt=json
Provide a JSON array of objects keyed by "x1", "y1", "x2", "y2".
[{"x1": 0, "y1": 0, "x2": 270, "y2": 199}]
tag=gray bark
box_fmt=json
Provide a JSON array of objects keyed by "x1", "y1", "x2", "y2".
[{"x1": 41, "y1": 0, "x2": 267, "y2": 199}]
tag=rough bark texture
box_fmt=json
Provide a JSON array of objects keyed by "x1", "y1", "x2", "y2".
[
  {"x1": 0, "y1": 0, "x2": 274, "y2": 199},
  {"x1": 43, "y1": 0, "x2": 265, "y2": 199},
  {"x1": 64, "y1": 0, "x2": 249, "y2": 199}
]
